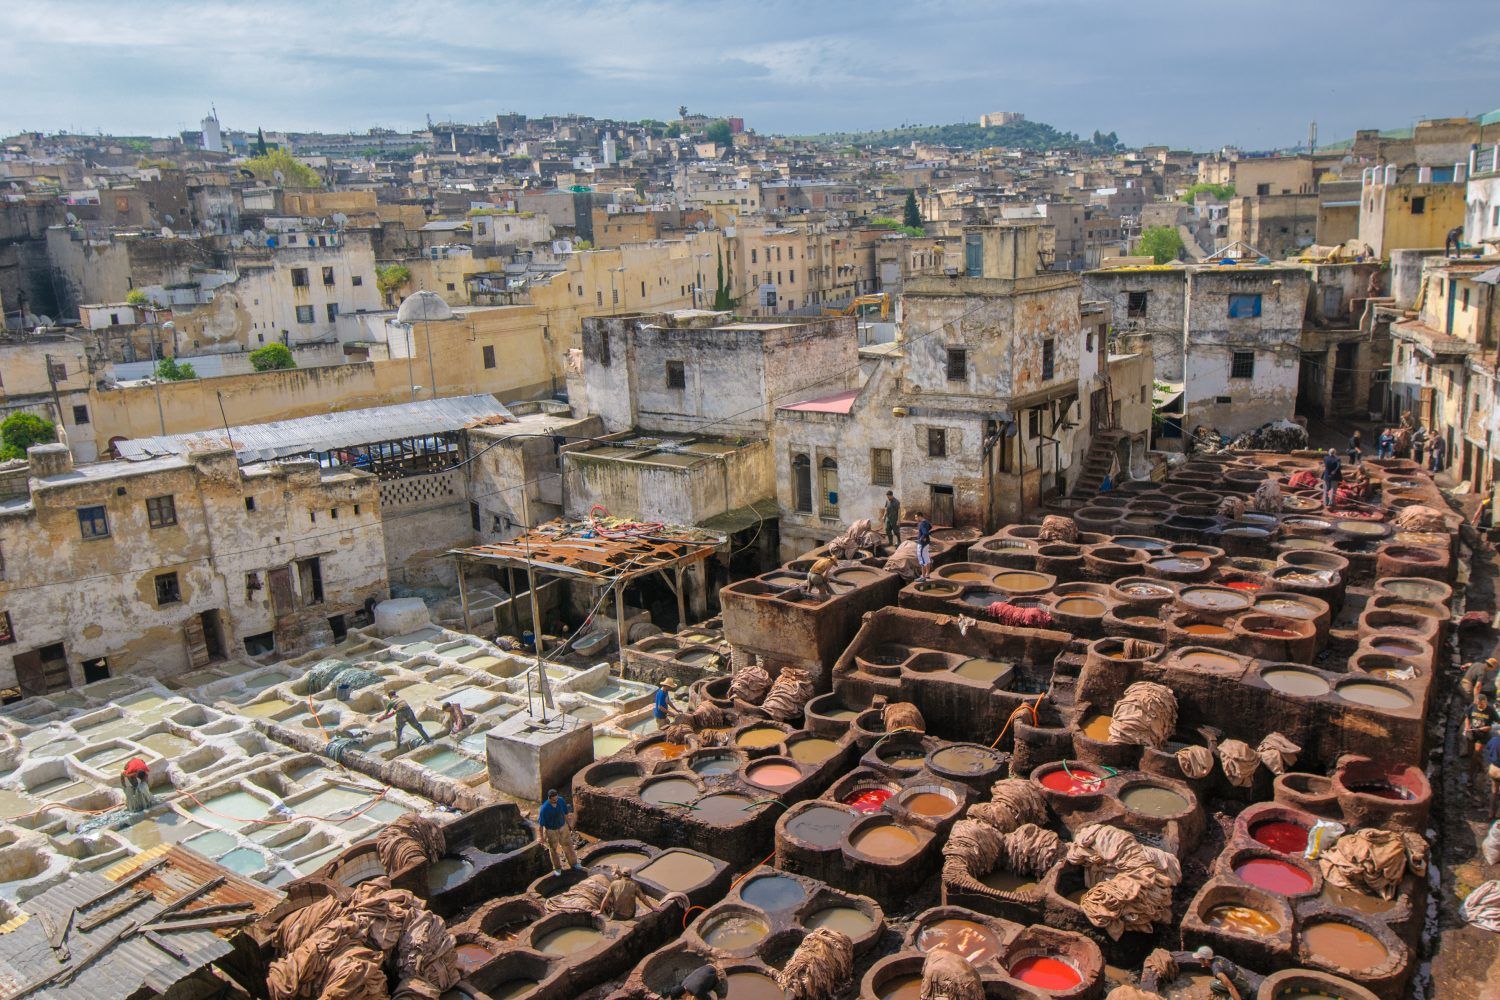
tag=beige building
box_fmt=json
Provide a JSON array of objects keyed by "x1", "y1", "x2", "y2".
[{"x1": 0, "y1": 443, "x2": 387, "y2": 693}]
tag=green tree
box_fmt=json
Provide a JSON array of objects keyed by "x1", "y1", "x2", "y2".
[
  {"x1": 0, "y1": 412, "x2": 57, "y2": 461},
  {"x1": 155, "y1": 356, "x2": 197, "y2": 381},
  {"x1": 705, "y1": 120, "x2": 733, "y2": 148},
  {"x1": 254, "y1": 127, "x2": 269, "y2": 157},
  {"x1": 375, "y1": 264, "x2": 412, "y2": 305},
  {"x1": 902, "y1": 192, "x2": 924, "y2": 230},
  {"x1": 1136, "y1": 225, "x2": 1186, "y2": 264},
  {"x1": 244, "y1": 148, "x2": 321, "y2": 188},
  {"x1": 1180, "y1": 181, "x2": 1236, "y2": 204},
  {"x1": 125, "y1": 288, "x2": 148, "y2": 306},
  {"x1": 249, "y1": 343, "x2": 297, "y2": 371}
]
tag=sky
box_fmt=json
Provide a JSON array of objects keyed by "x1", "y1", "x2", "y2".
[{"x1": 5, "y1": 0, "x2": 1498, "y2": 151}]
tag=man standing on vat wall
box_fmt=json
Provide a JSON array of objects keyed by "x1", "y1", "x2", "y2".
[{"x1": 539, "y1": 787, "x2": 583, "y2": 875}]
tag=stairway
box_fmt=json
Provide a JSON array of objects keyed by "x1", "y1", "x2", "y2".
[{"x1": 1072, "y1": 429, "x2": 1127, "y2": 496}]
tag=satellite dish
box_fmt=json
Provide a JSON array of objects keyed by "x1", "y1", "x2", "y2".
[
  {"x1": 65, "y1": 211, "x2": 77, "y2": 224},
  {"x1": 230, "y1": 236, "x2": 244, "y2": 248},
  {"x1": 163, "y1": 214, "x2": 174, "y2": 225},
  {"x1": 332, "y1": 213, "x2": 348, "y2": 228},
  {"x1": 272, "y1": 169, "x2": 285, "y2": 184},
  {"x1": 161, "y1": 227, "x2": 175, "y2": 238}
]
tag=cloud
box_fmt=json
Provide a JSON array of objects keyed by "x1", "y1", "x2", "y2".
[{"x1": 0, "y1": 0, "x2": 1492, "y2": 147}]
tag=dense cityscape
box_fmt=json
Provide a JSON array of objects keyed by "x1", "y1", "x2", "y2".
[{"x1": 0, "y1": 9, "x2": 1497, "y2": 999}]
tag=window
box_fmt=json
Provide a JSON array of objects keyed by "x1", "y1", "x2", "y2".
[
  {"x1": 946, "y1": 348, "x2": 967, "y2": 380},
  {"x1": 0, "y1": 610, "x2": 13, "y2": 646},
  {"x1": 819, "y1": 457, "x2": 840, "y2": 519},
  {"x1": 78, "y1": 506, "x2": 109, "y2": 540},
  {"x1": 1231, "y1": 350, "x2": 1256, "y2": 379},
  {"x1": 244, "y1": 495, "x2": 256, "y2": 512},
  {"x1": 1228, "y1": 294, "x2": 1262, "y2": 318},
  {"x1": 352, "y1": 274, "x2": 363, "y2": 286},
  {"x1": 146, "y1": 494, "x2": 177, "y2": 528},
  {"x1": 598, "y1": 330, "x2": 611, "y2": 367},
  {"x1": 1127, "y1": 291, "x2": 1148, "y2": 317},
  {"x1": 322, "y1": 266, "x2": 335, "y2": 286},
  {"x1": 154, "y1": 572, "x2": 181, "y2": 605},
  {"x1": 470, "y1": 501, "x2": 481, "y2": 532},
  {"x1": 751, "y1": 249, "x2": 758, "y2": 263},
  {"x1": 330, "y1": 507, "x2": 338, "y2": 519},
  {"x1": 482, "y1": 345, "x2": 496, "y2": 369},
  {"x1": 1462, "y1": 288, "x2": 1471, "y2": 310},
  {"x1": 1042, "y1": 338, "x2": 1055, "y2": 380},
  {"x1": 1410, "y1": 196, "x2": 1425, "y2": 215},
  {"x1": 295, "y1": 305, "x2": 315, "y2": 323},
  {"x1": 244, "y1": 631, "x2": 276, "y2": 657},
  {"x1": 927, "y1": 428, "x2": 947, "y2": 458},
  {"x1": 290, "y1": 267, "x2": 309, "y2": 288},
  {"x1": 322, "y1": 303, "x2": 336, "y2": 322},
  {"x1": 792, "y1": 454, "x2": 813, "y2": 512},
  {"x1": 1028, "y1": 408, "x2": 1042, "y2": 439},
  {"x1": 666, "y1": 360, "x2": 686, "y2": 389},
  {"x1": 48, "y1": 360, "x2": 67, "y2": 384},
  {"x1": 1256, "y1": 183, "x2": 1271, "y2": 196},
  {"x1": 871, "y1": 448, "x2": 894, "y2": 486},
  {"x1": 71, "y1": 404, "x2": 90, "y2": 425},
  {"x1": 1086, "y1": 331, "x2": 1094, "y2": 352}
]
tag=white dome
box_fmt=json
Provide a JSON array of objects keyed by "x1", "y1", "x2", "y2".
[{"x1": 396, "y1": 290, "x2": 454, "y2": 323}]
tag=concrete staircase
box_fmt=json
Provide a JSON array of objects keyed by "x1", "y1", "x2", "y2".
[{"x1": 1071, "y1": 429, "x2": 1128, "y2": 496}]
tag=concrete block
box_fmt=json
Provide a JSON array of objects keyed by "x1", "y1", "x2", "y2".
[
  {"x1": 374, "y1": 598, "x2": 430, "y2": 637},
  {"x1": 486, "y1": 711, "x2": 594, "y2": 800}
]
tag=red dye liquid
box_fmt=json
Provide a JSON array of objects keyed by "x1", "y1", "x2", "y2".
[
  {"x1": 843, "y1": 788, "x2": 894, "y2": 813},
  {"x1": 1235, "y1": 857, "x2": 1313, "y2": 894},
  {"x1": 1010, "y1": 955, "x2": 1083, "y2": 990},
  {"x1": 1250, "y1": 819, "x2": 1310, "y2": 854},
  {"x1": 1039, "y1": 765, "x2": 1104, "y2": 795},
  {"x1": 1224, "y1": 580, "x2": 1262, "y2": 591}
]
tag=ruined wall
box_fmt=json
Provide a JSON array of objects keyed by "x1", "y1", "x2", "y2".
[
  {"x1": 1182, "y1": 267, "x2": 1308, "y2": 435},
  {"x1": 1082, "y1": 269, "x2": 1187, "y2": 380}
]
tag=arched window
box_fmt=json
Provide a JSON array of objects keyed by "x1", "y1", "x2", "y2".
[
  {"x1": 819, "y1": 457, "x2": 840, "y2": 519},
  {"x1": 792, "y1": 454, "x2": 812, "y2": 513}
]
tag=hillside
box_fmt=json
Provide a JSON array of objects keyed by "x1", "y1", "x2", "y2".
[{"x1": 804, "y1": 119, "x2": 1121, "y2": 152}]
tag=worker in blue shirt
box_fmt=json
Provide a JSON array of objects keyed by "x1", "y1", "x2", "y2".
[
  {"x1": 915, "y1": 511, "x2": 933, "y2": 581},
  {"x1": 1484, "y1": 728, "x2": 1500, "y2": 820},
  {"x1": 653, "y1": 678, "x2": 680, "y2": 724},
  {"x1": 538, "y1": 787, "x2": 582, "y2": 874}
]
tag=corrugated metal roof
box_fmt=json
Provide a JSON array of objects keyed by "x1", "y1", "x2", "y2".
[
  {"x1": 115, "y1": 394, "x2": 515, "y2": 464},
  {"x1": 0, "y1": 846, "x2": 282, "y2": 1000}
]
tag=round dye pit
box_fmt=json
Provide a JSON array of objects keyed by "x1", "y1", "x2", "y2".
[
  {"x1": 724, "y1": 971, "x2": 786, "y2": 1000},
  {"x1": 746, "y1": 762, "x2": 802, "y2": 790},
  {"x1": 877, "y1": 975, "x2": 923, "y2": 1000},
  {"x1": 1262, "y1": 669, "x2": 1331, "y2": 698},
  {"x1": 645, "y1": 741, "x2": 690, "y2": 761},
  {"x1": 805, "y1": 905, "x2": 874, "y2": 936},
  {"x1": 701, "y1": 912, "x2": 770, "y2": 950},
  {"x1": 536, "y1": 924, "x2": 604, "y2": 955},
  {"x1": 860, "y1": 645, "x2": 913, "y2": 666},
  {"x1": 981, "y1": 869, "x2": 1041, "y2": 894},
  {"x1": 489, "y1": 979, "x2": 541, "y2": 1000},
  {"x1": 635, "y1": 850, "x2": 717, "y2": 891},
  {"x1": 843, "y1": 787, "x2": 895, "y2": 813},
  {"x1": 740, "y1": 874, "x2": 807, "y2": 911},
  {"x1": 1345, "y1": 781, "x2": 1416, "y2": 801},
  {"x1": 786, "y1": 805, "x2": 856, "y2": 848},
  {"x1": 929, "y1": 744, "x2": 1000, "y2": 775},
  {"x1": 1320, "y1": 884, "x2": 1399, "y2": 915},
  {"x1": 951, "y1": 657, "x2": 1013, "y2": 685},
  {"x1": 590, "y1": 849, "x2": 650, "y2": 871},
  {"x1": 693, "y1": 755, "x2": 741, "y2": 776},
  {"x1": 1302, "y1": 920, "x2": 1389, "y2": 972},
  {"x1": 902, "y1": 791, "x2": 957, "y2": 818},
  {"x1": 1254, "y1": 597, "x2": 1319, "y2": 619},
  {"x1": 1177, "y1": 649, "x2": 1242, "y2": 671},
  {"x1": 1179, "y1": 587, "x2": 1252, "y2": 612},
  {"x1": 1336, "y1": 682, "x2": 1414, "y2": 711},
  {"x1": 1251, "y1": 820, "x2": 1310, "y2": 854},
  {"x1": 991, "y1": 571, "x2": 1051, "y2": 594},
  {"x1": 641, "y1": 777, "x2": 699, "y2": 807},
  {"x1": 594, "y1": 771, "x2": 641, "y2": 789},
  {"x1": 736, "y1": 727, "x2": 788, "y2": 750},
  {"x1": 1055, "y1": 596, "x2": 1107, "y2": 616},
  {"x1": 916, "y1": 918, "x2": 1002, "y2": 963},
  {"x1": 1009, "y1": 955, "x2": 1083, "y2": 990},
  {"x1": 787, "y1": 738, "x2": 841, "y2": 765},
  {"x1": 850, "y1": 823, "x2": 921, "y2": 860},
  {"x1": 1080, "y1": 713, "x2": 1113, "y2": 742},
  {"x1": 1120, "y1": 784, "x2": 1189, "y2": 818},
  {"x1": 1235, "y1": 857, "x2": 1314, "y2": 895},
  {"x1": 1038, "y1": 764, "x2": 1105, "y2": 795},
  {"x1": 1183, "y1": 622, "x2": 1231, "y2": 637},
  {"x1": 878, "y1": 747, "x2": 929, "y2": 769},
  {"x1": 428, "y1": 857, "x2": 476, "y2": 893},
  {"x1": 1205, "y1": 904, "x2": 1282, "y2": 936},
  {"x1": 454, "y1": 942, "x2": 494, "y2": 973},
  {"x1": 692, "y1": 793, "x2": 758, "y2": 824}
]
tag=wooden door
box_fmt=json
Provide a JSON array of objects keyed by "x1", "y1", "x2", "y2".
[{"x1": 267, "y1": 567, "x2": 295, "y2": 616}]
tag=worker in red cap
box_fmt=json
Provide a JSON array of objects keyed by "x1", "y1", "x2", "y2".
[{"x1": 121, "y1": 757, "x2": 153, "y2": 811}]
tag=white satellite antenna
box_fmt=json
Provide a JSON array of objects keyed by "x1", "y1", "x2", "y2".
[
  {"x1": 65, "y1": 211, "x2": 77, "y2": 225},
  {"x1": 332, "y1": 212, "x2": 348, "y2": 228},
  {"x1": 160, "y1": 227, "x2": 175, "y2": 238},
  {"x1": 272, "y1": 169, "x2": 285, "y2": 184}
]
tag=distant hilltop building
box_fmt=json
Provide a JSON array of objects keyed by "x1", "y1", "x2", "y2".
[
  {"x1": 979, "y1": 111, "x2": 1024, "y2": 128},
  {"x1": 201, "y1": 107, "x2": 222, "y2": 152}
]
